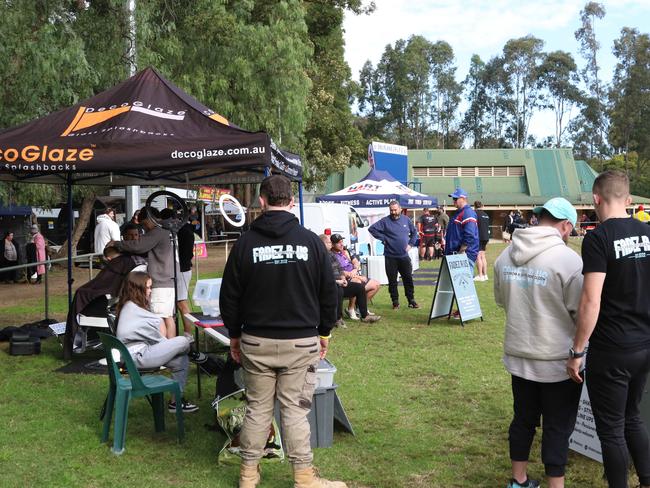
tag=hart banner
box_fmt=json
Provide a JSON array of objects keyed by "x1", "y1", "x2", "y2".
[{"x1": 198, "y1": 187, "x2": 231, "y2": 202}]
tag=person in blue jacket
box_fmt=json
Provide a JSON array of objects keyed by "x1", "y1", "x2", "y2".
[
  {"x1": 445, "y1": 188, "x2": 480, "y2": 266},
  {"x1": 369, "y1": 200, "x2": 419, "y2": 310}
]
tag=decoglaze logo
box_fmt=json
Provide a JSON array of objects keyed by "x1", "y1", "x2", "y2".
[
  {"x1": 61, "y1": 101, "x2": 186, "y2": 136},
  {"x1": 2, "y1": 144, "x2": 94, "y2": 170},
  {"x1": 0, "y1": 145, "x2": 94, "y2": 163}
]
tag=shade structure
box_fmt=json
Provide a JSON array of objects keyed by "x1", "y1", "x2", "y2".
[
  {"x1": 0, "y1": 67, "x2": 304, "y2": 359},
  {"x1": 0, "y1": 67, "x2": 301, "y2": 185},
  {"x1": 317, "y1": 169, "x2": 437, "y2": 208}
]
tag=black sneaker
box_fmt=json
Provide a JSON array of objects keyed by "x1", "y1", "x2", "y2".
[
  {"x1": 168, "y1": 398, "x2": 199, "y2": 413},
  {"x1": 392, "y1": 302, "x2": 400, "y2": 310},
  {"x1": 188, "y1": 351, "x2": 208, "y2": 364},
  {"x1": 506, "y1": 478, "x2": 540, "y2": 488},
  {"x1": 408, "y1": 301, "x2": 420, "y2": 309}
]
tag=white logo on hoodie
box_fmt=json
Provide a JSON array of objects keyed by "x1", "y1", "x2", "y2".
[
  {"x1": 502, "y1": 265, "x2": 548, "y2": 287},
  {"x1": 252, "y1": 245, "x2": 309, "y2": 263}
]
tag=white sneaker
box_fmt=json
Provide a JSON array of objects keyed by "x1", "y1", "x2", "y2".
[
  {"x1": 473, "y1": 275, "x2": 482, "y2": 281},
  {"x1": 366, "y1": 310, "x2": 376, "y2": 316},
  {"x1": 482, "y1": 275, "x2": 489, "y2": 281},
  {"x1": 345, "y1": 309, "x2": 359, "y2": 320}
]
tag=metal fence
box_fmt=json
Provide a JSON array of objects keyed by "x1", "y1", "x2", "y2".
[{"x1": 0, "y1": 238, "x2": 239, "y2": 320}]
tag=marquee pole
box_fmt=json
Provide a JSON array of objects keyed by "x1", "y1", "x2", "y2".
[
  {"x1": 63, "y1": 173, "x2": 74, "y2": 360},
  {"x1": 298, "y1": 181, "x2": 305, "y2": 225}
]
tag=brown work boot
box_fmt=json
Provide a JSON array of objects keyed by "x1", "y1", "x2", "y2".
[
  {"x1": 239, "y1": 463, "x2": 260, "y2": 488},
  {"x1": 294, "y1": 466, "x2": 347, "y2": 488},
  {"x1": 360, "y1": 315, "x2": 381, "y2": 323}
]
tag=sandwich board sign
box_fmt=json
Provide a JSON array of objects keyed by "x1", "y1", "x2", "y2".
[
  {"x1": 568, "y1": 377, "x2": 603, "y2": 462},
  {"x1": 428, "y1": 254, "x2": 482, "y2": 326}
]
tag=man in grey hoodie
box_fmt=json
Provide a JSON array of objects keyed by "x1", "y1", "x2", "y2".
[
  {"x1": 108, "y1": 207, "x2": 176, "y2": 337},
  {"x1": 494, "y1": 197, "x2": 584, "y2": 488}
]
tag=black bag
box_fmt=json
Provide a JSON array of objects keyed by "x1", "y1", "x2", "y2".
[{"x1": 9, "y1": 331, "x2": 41, "y2": 355}]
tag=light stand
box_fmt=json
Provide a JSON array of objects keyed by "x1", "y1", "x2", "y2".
[{"x1": 144, "y1": 191, "x2": 188, "y2": 336}]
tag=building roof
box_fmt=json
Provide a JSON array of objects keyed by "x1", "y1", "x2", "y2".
[
  {"x1": 408, "y1": 149, "x2": 650, "y2": 207},
  {"x1": 318, "y1": 149, "x2": 650, "y2": 208}
]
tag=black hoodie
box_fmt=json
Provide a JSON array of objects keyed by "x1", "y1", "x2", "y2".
[{"x1": 220, "y1": 210, "x2": 337, "y2": 339}]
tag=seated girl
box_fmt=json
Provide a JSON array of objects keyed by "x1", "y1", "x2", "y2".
[{"x1": 116, "y1": 271, "x2": 198, "y2": 413}]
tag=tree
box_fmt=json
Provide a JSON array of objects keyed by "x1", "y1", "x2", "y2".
[
  {"x1": 537, "y1": 51, "x2": 582, "y2": 146},
  {"x1": 573, "y1": 1, "x2": 607, "y2": 159},
  {"x1": 376, "y1": 39, "x2": 411, "y2": 145},
  {"x1": 460, "y1": 55, "x2": 491, "y2": 148},
  {"x1": 0, "y1": 1, "x2": 97, "y2": 129},
  {"x1": 301, "y1": 0, "x2": 367, "y2": 186},
  {"x1": 608, "y1": 28, "x2": 650, "y2": 186},
  {"x1": 430, "y1": 41, "x2": 461, "y2": 149},
  {"x1": 356, "y1": 36, "x2": 462, "y2": 149},
  {"x1": 482, "y1": 56, "x2": 512, "y2": 148},
  {"x1": 135, "y1": 0, "x2": 312, "y2": 151},
  {"x1": 358, "y1": 60, "x2": 386, "y2": 140},
  {"x1": 2, "y1": 1, "x2": 371, "y2": 196},
  {"x1": 501, "y1": 35, "x2": 545, "y2": 147}
]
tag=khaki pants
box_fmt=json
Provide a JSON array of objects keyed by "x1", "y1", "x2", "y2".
[{"x1": 239, "y1": 333, "x2": 320, "y2": 469}]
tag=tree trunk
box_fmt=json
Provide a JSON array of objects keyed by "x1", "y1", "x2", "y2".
[
  {"x1": 53, "y1": 194, "x2": 96, "y2": 259},
  {"x1": 244, "y1": 183, "x2": 252, "y2": 208}
]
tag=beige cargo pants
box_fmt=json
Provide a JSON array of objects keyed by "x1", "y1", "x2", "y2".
[{"x1": 239, "y1": 333, "x2": 320, "y2": 469}]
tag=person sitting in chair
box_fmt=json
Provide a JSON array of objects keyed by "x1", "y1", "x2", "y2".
[
  {"x1": 320, "y1": 234, "x2": 380, "y2": 326},
  {"x1": 115, "y1": 271, "x2": 199, "y2": 413},
  {"x1": 65, "y1": 246, "x2": 147, "y2": 355},
  {"x1": 329, "y1": 233, "x2": 380, "y2": 320}
]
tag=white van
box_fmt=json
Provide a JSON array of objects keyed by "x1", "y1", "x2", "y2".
[{"x1": 290, "y1": 203, "x2": 370, "y2": 255}]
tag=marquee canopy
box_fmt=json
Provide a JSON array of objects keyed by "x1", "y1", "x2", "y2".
[
  {"x1": 317, "y1": 169, "x2": 437, "y2": 209},
  {"x1": 0, "y1": 67, "x2": 301, "y2": 185}
]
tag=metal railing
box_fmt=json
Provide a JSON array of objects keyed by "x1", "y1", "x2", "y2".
[
  {"x1": 0, "y1": 238, "x2": 241, "y2": 320},
  {"x1": 193, "y1": 238, "x2": 238, "y2": 280},
  {"x1": 0, "y1": 252, "x2": 101, "y2": 320}
]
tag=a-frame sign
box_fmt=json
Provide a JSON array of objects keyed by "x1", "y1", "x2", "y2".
[{"x1": 428, "y1": 254, "x2": 483, "y2": 326}]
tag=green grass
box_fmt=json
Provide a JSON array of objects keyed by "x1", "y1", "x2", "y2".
[{"x1": 0, "y1": 242, "x2": 618, "y2": 487}]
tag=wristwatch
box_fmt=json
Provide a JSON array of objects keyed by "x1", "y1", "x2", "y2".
[{"x1": 569, "y1": 347, "x2": 587, "y2": 358}]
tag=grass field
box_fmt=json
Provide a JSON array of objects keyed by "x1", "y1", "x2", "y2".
[{"x1": 0, "y1": 241, "x2": 624, "y2": 487}]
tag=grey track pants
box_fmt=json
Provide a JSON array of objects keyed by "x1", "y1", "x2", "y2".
[{"x1": 133, "y1": 336, "x2": 191, "y2": 391}]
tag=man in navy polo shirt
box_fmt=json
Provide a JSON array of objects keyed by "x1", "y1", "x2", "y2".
[
  {"x1": 369, "y1": 200, "x2": 419, "y2": 310},
  {"x1": 445, "y1": 187, "x2": 479, "y2": 268}
]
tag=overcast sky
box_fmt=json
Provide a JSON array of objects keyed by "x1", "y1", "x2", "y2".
[{"x1": 343, "y1": 0, "x2": 650, "y2": 141}]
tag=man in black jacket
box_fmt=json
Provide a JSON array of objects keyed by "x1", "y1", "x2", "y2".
[{"x1": 220, "y1": 175, "x2": 344, "y2": 488}]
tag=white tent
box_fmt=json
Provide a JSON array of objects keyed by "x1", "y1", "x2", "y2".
[{"x1": 317, "y1": 169, "x2": 437, "y2": 210}]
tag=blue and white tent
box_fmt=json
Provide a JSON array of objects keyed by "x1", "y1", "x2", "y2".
[{"x1": 317, "y1": 169, "x2": 437, "y2": 209}]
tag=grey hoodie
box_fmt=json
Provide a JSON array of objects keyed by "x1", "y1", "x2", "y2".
[
  {"x1": 115, "y1": 226, "x2": 173, "y2": 288},
  {"x1": 494, "y1": 226, "x2": 583, "y2": 381}
]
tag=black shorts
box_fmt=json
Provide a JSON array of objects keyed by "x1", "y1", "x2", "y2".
[
  {"x1": 421, "y1": 235, "x2": 435, "y2": 247},
  {"x1": 479, "y1": 240, "x2": 488, "y2": 251}
]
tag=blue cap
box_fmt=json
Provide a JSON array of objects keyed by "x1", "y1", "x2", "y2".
[
  {"x1": 533, "y1": 197, "x2": 577, "y2": 227},
  {"x1": 448, "y1": 187, "x2": 468, "y2": 199}
]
